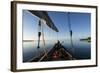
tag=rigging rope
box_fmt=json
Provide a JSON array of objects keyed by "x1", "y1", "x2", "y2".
[
  {"x1": 41, "y1": 21, "x2": 45, "y2": 46},
  {"x1": 67, "y1": 12, "x2": 74, "y2": 58},
  {"x1": 38, "y1": 19, "x2": 48, "y2": 61},
  {"x1": 36, "y1": 19, "x2": 48, "y2": 61},
  {"x1": 37, "y1": 20, "x2": 41, "y2": 49},
  {"x1": 57, "y1": 32, "x2": 58, "y2": 42}
]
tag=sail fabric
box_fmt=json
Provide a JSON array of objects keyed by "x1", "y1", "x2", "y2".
[{"x1": 28, "y1": 10, "x2": 59, "y2": 32}]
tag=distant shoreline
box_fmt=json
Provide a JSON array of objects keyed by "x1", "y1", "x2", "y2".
[
  {"x1": 23, "y1": 40, "x2": 34, "y2": 42},
  {"x1": 80, "y1": 37, "x2": 91, "y2": 42}
]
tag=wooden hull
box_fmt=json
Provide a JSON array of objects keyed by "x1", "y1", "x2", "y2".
[{"x1": 30, "y1": 41, "x2": 73, "y2": 62}]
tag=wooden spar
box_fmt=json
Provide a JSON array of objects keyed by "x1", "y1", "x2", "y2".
[
  {"x1": 28, "y1": 10, "x2": 59, "y2": 32},
  {"x1": 28, "y1": 10, "x2": 59, "y2": 51}
]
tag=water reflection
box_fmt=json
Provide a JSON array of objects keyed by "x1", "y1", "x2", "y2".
[{"x1": 23, "y1": 39, "x2": 91, "y2": 62}]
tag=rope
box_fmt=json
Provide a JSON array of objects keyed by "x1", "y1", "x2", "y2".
[
  {"x1": 57, "y1": 32, "x2": 58, "y2": 41},
  {"x1": 40, "y1": 19, "x2": 48, "y2": 60},
  {"x1": 41, "y1": 23, "x2": 45, "y2": 46},
  {"x1": 37, "y1": 20, "x2": 41, "y2": 49},
  {"x1": 67, "y1": 12, "x2": 75, "y2": 58}
]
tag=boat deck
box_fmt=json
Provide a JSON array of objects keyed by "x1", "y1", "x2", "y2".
[{"x1": 30, "y1": 41, "x2": 74, "y2": 62}]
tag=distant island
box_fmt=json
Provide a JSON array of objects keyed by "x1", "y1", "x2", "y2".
[
  {"x1": 23, "y1": 40, "x2": 34, "y2": 42},
  {"x1": 80, "y1": 37, "x2": 91, "y2": 42}
]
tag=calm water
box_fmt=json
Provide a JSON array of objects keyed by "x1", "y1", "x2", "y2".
[{"x1": 23, "y1": 40, "x2": 91, "y2": 62}]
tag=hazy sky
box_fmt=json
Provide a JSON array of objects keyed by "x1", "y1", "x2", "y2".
[{"x1": 23, "y1": 10, "x2": 91, "y2": 41}]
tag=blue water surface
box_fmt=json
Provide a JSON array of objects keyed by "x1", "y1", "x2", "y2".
[{"x1": 23, "y1": 39, "x2": 91, "y2": 62}]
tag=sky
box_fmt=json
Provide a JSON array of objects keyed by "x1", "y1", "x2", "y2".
[{"x1": 22, "y1": 10, "x2": 91, "y2": 41}]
